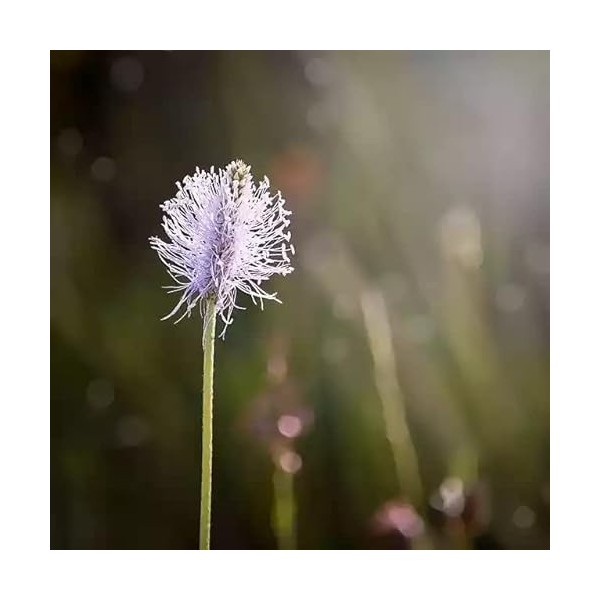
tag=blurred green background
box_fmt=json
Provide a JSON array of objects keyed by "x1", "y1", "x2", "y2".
[{"x1": 50, "y1": 50, "x2": 549, "y2": 550}]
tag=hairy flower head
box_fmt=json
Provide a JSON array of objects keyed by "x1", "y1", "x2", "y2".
[{"x1": 150, "y1": 160, "x2": 294, "y2": 336}]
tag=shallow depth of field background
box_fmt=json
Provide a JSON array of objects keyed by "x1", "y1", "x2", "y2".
[{"x1": 50, "y1": 50, "x2": 549, "y2": 550}]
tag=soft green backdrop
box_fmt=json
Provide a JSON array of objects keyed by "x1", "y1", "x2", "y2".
[{"x1": 51, "y1": 50, "x2": 549, "y2": 549}]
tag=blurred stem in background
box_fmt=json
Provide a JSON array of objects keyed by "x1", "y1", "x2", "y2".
[
  {"x1": 360, "y1": 288, "x2": 424, "y2": 508},
  {"x1": 200, "y1": 298, "x2": 217, "y2": 550},
  {"x1": 272, "y1": 462, "x2": 297, "y2": 550}
]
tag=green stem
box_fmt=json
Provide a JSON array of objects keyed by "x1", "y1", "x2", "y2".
[
  {"x1": 200, "y1": 298, "x2": 217, "y2": 550},
  {"x1": 360, "y1": 289, "x2": 424, "y2": 508},
  {"x1": 272, "y1": 466, "x2": 296, "y2": 550}
]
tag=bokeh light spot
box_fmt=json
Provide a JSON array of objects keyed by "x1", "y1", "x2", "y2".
[
  {"x1": 496, "y1": 283, "x2": 526, "y2": 313},
  {"x1": 277, "y1": 415, "x2": 303, "y2": 439},
  {"x1": 439, "y1": 477, "x2": 466, "y2": 518},
  {"x1": 375, "y1": 502, "x2": 425, "y2": 538},
  {"x1": 116, "y1": 416, "x2": 151, "y2": 447},
  {"x1": 110, "y1": 56, "x2": 144, "y2": 93},
  {"x1": 91, "y1": 157, "x2": 116, "y2": 182},
  {"x1": 304, "y1": 57, "x2": 333, "y2": 87},
  {"x1": 279, "y1": 450, "x2": 302, "y2": 474},
  {"x1": 56, "y1": 127, "x2": 83, "y2": 158},
  {"x1": 439, "y1": 206, "x2": 483, "y2": 269},
  {"x1": 512, "y1": 505, "x2": 536, "y2": 529},
  {"x1": 86, "y1": 378, "x2": 114, "y2": 411}
]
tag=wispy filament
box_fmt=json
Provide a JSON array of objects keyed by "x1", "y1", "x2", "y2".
[{"x1": 150, "y1": 160, "x2": 294, "y2": 335}]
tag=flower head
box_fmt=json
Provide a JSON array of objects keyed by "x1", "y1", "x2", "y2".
[{"x1": 150, "y1": 160, "x2": 294, "y2": 336}]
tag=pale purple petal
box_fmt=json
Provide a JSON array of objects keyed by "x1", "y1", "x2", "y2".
[{"x1": 150, "y1": 160, "x2": 294, "y2": 336}]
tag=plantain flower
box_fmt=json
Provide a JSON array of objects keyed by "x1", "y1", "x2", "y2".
[{"x1": 150, "y1": 160, "x2": 294, "y2": 335}]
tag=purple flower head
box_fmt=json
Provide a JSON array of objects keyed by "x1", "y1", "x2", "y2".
[{"x1": 150, "y1": 160, "x2": 294, "y2": 336}]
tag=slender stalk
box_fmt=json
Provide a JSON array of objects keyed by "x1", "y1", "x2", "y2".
[
  {"x1": 200, "y1": 298, "x2": 217, "y2": 550},
  {"x1": 272, "y1": 466, "x2": 296, "y2": 550},
  {"x1": 360, "y1": 288, "x2": 424, "y2": 507}
]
